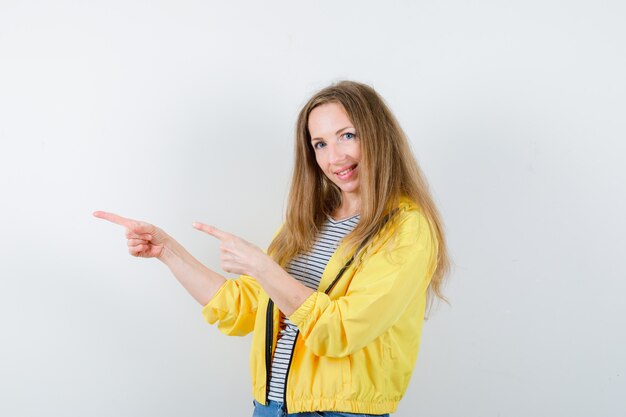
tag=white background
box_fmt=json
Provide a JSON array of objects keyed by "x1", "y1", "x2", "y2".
[{"x1": 1, "y1": 1, "x2": 625, "y2": 416}]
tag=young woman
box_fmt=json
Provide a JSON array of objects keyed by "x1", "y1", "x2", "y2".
[{"x1": 94, "y1": 81, "x2": 449, "y2": 416}]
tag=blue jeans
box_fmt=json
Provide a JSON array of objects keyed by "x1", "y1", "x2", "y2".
[{"x1": 252, "y1": 399, "x2": 390, "y2": 417}]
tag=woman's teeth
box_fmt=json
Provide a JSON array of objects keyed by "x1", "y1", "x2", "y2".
[{"x1": 337, "y1": 166, "x2": 356, "y2": 175}]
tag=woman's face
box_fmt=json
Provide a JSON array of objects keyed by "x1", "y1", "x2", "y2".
[{"x1": 308, "y1": 102, "x2": 362, "y2": 201}]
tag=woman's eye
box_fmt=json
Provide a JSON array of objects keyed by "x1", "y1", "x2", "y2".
[
  {"x1": 313, "y1": 142, "x2": 326, "y2": 149},
  {"x1": 342, "y1": 132, "x2": 356, "y2": 140}
]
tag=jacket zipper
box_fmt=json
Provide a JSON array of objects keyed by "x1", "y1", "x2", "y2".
[
  {"x1": 265, "y1": 299, "x2": 274, "y2": 404},
  {"x1": 282, "y1": 330, "x2": 299, "y2": 414}
]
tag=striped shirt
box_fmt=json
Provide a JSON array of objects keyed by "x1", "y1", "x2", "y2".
[{"x1": 267, "y1": 214, "x2": 360, "y2": 402}]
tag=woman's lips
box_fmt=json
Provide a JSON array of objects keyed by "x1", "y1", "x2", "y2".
[{"x1": 335, "y1": 164, "x2": 358, "y2": 180}]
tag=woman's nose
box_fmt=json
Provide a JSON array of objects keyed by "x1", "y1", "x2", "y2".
[{"x1": 328, "y1": 143, "x2": 346, "y2": 164}]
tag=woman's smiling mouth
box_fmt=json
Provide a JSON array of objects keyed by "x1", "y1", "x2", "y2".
[{"x1": 335, "y1": 164, "x2": 358, "y2": 179}]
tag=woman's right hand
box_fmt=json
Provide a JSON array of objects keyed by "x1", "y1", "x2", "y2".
[{"x1": 93, "y1": 211, "x2": 168, "y2": 259}]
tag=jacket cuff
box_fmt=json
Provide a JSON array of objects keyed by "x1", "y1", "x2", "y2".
[
  {"x1": 201, "y1": 280, "x2": 230, "y2": 324},
  {"x1": 288, "y1": 291, "x2": 330, "y2": 330}
]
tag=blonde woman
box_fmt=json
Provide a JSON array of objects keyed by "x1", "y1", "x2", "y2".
[{"x1": 95, "y1": 81, "x2": 449, "y2": 416}]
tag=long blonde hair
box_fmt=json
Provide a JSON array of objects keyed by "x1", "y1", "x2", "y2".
[{"x1": 268, "y1": 81, "x2": 450, "y2": 306}]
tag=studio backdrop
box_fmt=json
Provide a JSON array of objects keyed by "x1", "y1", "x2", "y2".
[{"x1": 0, "y1": 1, "x2": 624, "y2": 416}]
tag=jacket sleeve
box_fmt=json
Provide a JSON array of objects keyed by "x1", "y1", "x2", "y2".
[
  {"x1": 288, "y1": 210, "x2": 438, "y2": 358},
  {"x1": 201, "y1": 274, "x2": 261, "y2": 336}
]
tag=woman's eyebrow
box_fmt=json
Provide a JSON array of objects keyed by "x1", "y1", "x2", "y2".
[{"x1": 335, "y1": 126, "x2": 353, "y2": 135}]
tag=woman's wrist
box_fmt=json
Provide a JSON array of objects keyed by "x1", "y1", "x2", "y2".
[
  {"x1": 156, "y1": 233, "x2": 178, "y2": 264},
  {"x1": 253, "y1": 254, "x2": 276, "y2": 281}
]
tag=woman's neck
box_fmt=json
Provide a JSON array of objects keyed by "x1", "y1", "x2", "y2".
[{"x1": 333, "y1": 194, "x2": 361, "y2": 220}]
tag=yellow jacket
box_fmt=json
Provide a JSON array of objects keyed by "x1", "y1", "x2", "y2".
[{"x1": 202, "y1": 198, "x2": 438, "y2": 414}]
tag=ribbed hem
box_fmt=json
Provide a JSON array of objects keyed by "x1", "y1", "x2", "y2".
[
  {"x1": 286, "y1": 398, "x2": 398, "y2": 414},
  {"x1": 252, "y1": 391, "x2": 399, "y2": 415}
]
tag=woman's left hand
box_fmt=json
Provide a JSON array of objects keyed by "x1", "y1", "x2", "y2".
[
  {"x1": 194, "y1": 222, "x2": 314, "y2": 316},
  {"x1": 193, "y1": 222, "x2": 270, "y2": 278}
]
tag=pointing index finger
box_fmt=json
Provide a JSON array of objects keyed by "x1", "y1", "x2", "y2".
[
  {"x1": 192, "y1": 222, "x2": 231, "y2": 240},
  {"x1": 93, "y1": 211, "x2": 134, "y2": 228}
]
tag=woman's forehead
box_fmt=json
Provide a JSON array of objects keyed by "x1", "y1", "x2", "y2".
[{"x1": 308, "y1": 102, "x2": 353, "y2": 137}]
